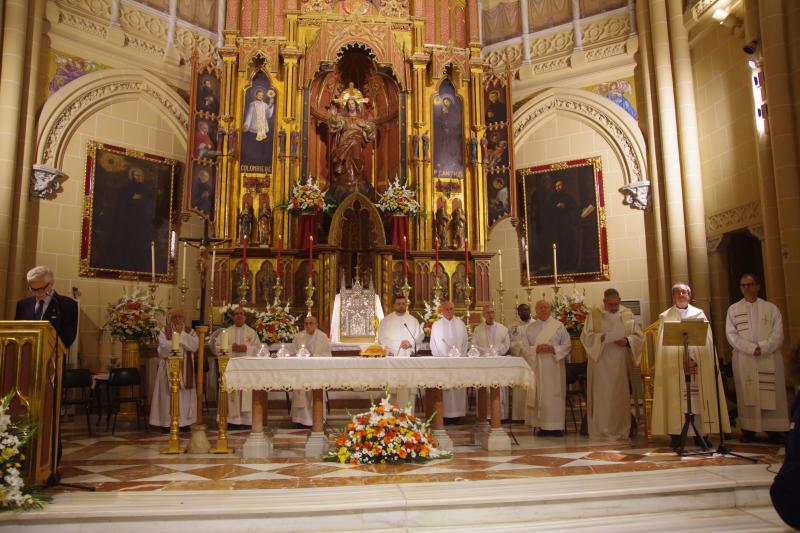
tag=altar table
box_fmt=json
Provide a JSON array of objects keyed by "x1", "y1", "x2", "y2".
[{"x1": 224, "y1": 356, "x2": 534, "y2": 458}]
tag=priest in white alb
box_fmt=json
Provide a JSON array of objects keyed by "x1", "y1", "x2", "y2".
[
  {"x1": 429, "y1": 300, "x2": 469, "y2": 420},
  {"x1": 726, "y1": 273, "x2": 789, "y2": 444},
  {"x1": 290, "y1": 315, "x2": 332, "y2": 427},
  {"x1": 471, "y1": 305, "x2": 512, "y2": 419},
  {"x1": 150, "y1": 308, "x2": 198, "y2": 430},
  {"x1": 216, "y1": 306, "x2": 260, "y2": 428},
  {"x1": 508, "y1": 303, "x2": 535, "y2": 421},
  {"x1": 521, "y1": 300, "x2": 571, "y2": 436},
  {"x1": 378, "y1": 295, "x2": 423, "y2": 357},
  {"x1": 580, "y1": 288, "x2": 643, "y2": 440},
  {"x1": 651, "y1": 283, "x2": 730, "y2": 449}
]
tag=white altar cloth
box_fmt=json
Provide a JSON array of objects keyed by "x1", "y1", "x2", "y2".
[{"x1": 224, "y1": 356, "x2": 534, "y2": 393}]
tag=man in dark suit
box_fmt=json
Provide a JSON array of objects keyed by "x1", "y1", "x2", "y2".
[{"x1": 15, "y1": 266, "x2": 78, "y2": 348}]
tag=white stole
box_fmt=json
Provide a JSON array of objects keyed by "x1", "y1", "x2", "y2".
[{"x1": 731, "y1": 300, "x2": 776, "y2": 410}]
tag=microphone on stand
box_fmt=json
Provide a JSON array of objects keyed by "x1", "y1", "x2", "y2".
[{"x1": 403, "y1": 323, "x2": 417, "y2": 357}]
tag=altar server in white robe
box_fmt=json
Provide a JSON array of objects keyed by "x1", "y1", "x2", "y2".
[
  {"x1": 581, "y1": 289, "x2": 643, "y2": 440},
  {"x1": 290, "y1": 315, "x2": 332, "y2": 426},
  {"x1": 471, "y1": 305, "x2": 512, "y2": 419},
  {"x1": 652, "y1": 283, "x2": 730, "y2": 448},
  {"x1": 521, "y1": 300, "x2": 571, "y2": 436},
  {"x1": 217, "y1": 307, "x2": 260, "y2": 427},
  {"x1": 378, "y1": 295, "x2": 424, "y2": 357},
  {"x1": 430, "y1": 300, "x2": 469, "y2": 419},
  {"x1": 150, "y1": 308, "x2": 198, "y2": 429},
  {"x1": 726, "y1": 273, "x2": 789, "y2": 444},
  {"x1": 509, "y1": 304, "x2": 535, "y2": 420}
]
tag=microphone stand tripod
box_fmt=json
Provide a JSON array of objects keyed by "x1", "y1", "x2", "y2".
[{"x1": 711, "y1": 348, "x2": 757, "y2": 462}]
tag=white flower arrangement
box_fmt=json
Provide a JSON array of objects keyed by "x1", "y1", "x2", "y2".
[
  {"x1": 103, "y1": 288, "x2": 163, "y2": 342},
  {"x1": 0, "y1": 395, "x2": 46, "y2": 509},
  {"x1": 253, "y1": 303, "x2": 301, "y2": 344},
  {"x1": 376, "y1": 177, "x2": 423, "y2": 217}
]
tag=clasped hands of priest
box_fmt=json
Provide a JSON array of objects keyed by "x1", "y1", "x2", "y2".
[
  {"x1": 535, "y1": 343, "x2": 556, "y2": 355},
  {"x1": 600, "y1": 333, "x2": 629, "y2": 347}
]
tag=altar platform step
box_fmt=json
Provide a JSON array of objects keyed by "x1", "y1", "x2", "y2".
[{"x1": 3, "y1": 463, "x2": 781, "y2": 532}]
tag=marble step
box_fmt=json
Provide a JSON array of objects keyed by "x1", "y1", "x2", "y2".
[{"x1": 2, "y1": 464, "x2": 778, "y2": 533}]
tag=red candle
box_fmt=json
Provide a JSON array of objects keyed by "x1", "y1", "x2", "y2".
[
  {"x1": 308, "y1": 235, "x2": 314, "y2": 279},
  {"x1": 242, "y1": 236, "x2": 248, "y2": 273},
  {"x1": 276, "y1": 235, "x2": 283, "y2": 276},
  {"x1": 402, "y1": 235, "x2": 408, "y2": 278},
  {"x1": 434, "y1": 237, "x2": 440, "y2": 277},
  {"x1": 465, "y1": 238, "x2": 469, "y2": 278}
]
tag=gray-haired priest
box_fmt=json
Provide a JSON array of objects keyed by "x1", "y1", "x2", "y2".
[
  {"x1": 580, "y1": 289, "x2": 643, "y2": 440},
  {"x1": 521, "y1": 300, "x2": 571, "y2": 437},
  {"x1": 471, "y1": 305, "x2": 511, "y2": 418},
  {"x1": 290, "y1": 315, "x2": 331, "y2": 427},
  {"x1": 429, "y1": 301, "x2": 469, "y2": 421},
  {"x1": 726, "y1": 273, "x2": 789, "y2": 444}
]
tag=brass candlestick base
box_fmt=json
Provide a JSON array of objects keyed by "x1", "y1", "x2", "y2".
[
  {"x1": 273, "y1": 274, "x2": 284, "y2": 306},
  {"x1": 211, "y1": 351, "x2": 234, "y2": 454},
  {"x1": 552, "y1": 284, "x2": 561, "y2": 296},
  {"x1": 148, "y1": 283, "x2": 158, "y2": 305},
  {"x1": 238, "y1": 272, "x2": 249, "y2": 306},
  {"x1": 400, "y1": 276, "x2": 411, "y2": 304},
  {"x1": 179, "y1": 281, "x2": 188, "y2": 307},
  {"x1": 161, "y1": 353, "x2": 185, "y2": 454},
  {"x1": 496, "y1": 281, "x2": 506, "y2": 324},
  {"x1": 524, "y1": 285, "x2": 534, "y2": 307},
  {"x1": 462, "y1": 279, "x2": 474, "y2": 335},
  {"x1": 304, "y1": 277, "x2": 315, "y2": 317}
]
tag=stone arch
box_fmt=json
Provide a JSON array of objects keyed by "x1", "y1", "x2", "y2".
[
  {"x1": 35, "y1": 68, "x2": 189, "y2": 171},
  {"x1": 328, "y1": 192, "x2": 386, "y2": 247},
  {"x1": 512, "y1": 87, "x2": 649, "y2": 209}
]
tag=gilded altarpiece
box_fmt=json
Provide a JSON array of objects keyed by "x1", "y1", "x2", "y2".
[{"x1": 186, "y1": 0, "x2": 497, "y2": 331}]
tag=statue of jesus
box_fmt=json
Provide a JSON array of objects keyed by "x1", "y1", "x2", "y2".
[{"x1": 326, "y1": 82, "x2": 376, "y2": 201}]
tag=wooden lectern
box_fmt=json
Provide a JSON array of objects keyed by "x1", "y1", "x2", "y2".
[{"x1": 0, "y1": 321, "x2": 64, "y2": 486}]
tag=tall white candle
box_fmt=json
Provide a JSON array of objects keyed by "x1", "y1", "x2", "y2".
[
  {"x1": 211, "y1": 248, "x2": 216, "y2": 275},
  {"x1": 220, "y1": 330, "x2": 229, "y2": 352},
  {"x1": 525, "y1": 243, "x2": 531, "y2": 280},
  {"x1": 497, "y1": 249, "x2": 503, "y2": 283},
  {"x1": 182, "y1": 242, "x2": 187, "y2": 281},
  {"x1": 150, "y1": 241, "x2": 156, "y2": 282},
  {"x1": 552, "y1": 242, "x2": 558, "y2": 285},
  {"x1": 171, "y1": 330, "x2": 180, "y2": 352}
]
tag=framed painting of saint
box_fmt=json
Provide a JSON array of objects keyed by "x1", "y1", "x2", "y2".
[
  {"x1": 189, "y1": 163, "x2": 216, "y2": 219},
  {"x1": 240, "y1": 71, "x2": 276, "y2": 174},
  {"x1": 80, "y1": 141, "x2": 180, "y2": 282},
  {"x1": 433, "y1": 80, "x2": 464, "y2": 179},
  {"x1": 195, "y1": 72, "x2": 220, "y2": 116},
  {"x1": 519, "y1": 157, "x2": 609, "y2": 285}
]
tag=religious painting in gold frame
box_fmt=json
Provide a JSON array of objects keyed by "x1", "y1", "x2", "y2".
[
  {"x1": 518, "y1": 157, "x2": 609, "y2": 285},
  {"x1": 80, "y1": 141, "x2": 180, "y2": 282}
]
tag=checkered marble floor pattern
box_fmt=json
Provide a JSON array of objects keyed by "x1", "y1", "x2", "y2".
[{"x1": 56, "y1": 418, "x2": 784, "y2": 493}]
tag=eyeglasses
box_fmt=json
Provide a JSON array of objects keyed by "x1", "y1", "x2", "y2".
[{"x1": 28, "y1": 282, "x2": 51, "y2": 294}]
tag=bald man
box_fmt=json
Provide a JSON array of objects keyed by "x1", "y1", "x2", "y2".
[{"x1": 430, "y1": 301, "x2": 469, "y2": 420}]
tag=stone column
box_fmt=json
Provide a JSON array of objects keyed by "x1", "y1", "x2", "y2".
[
  {"x1": 759, "y1": 0, "x2": 800, "y2": 345},
  {"x1": 706, "y1": 235, "x2": 730, "y2": 362},
  {"x1": 646, "y1": 0, "x2": 689, "y2": 291},
  {"x1": 520, "y1": 0, "x2": 531, "y2": 64},
  {"x1": 666, "y1": 0, "x2": 711, "y2": 313},
  {"x1": 216, "y1": 0, "x2": 226, "y2": 48}
]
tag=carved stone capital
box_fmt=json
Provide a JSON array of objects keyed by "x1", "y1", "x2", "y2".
[
  {"x1": 707, "y1": 234, "x2": 726, "y2": 253},
  {"x1": 30, "y1": 164, "x2": 67, "y2": 199},
  {"x1": 747, "y1": 224, "x2": 764, "y2": 241},
  {"x1": 619, "y1": 180, "x2": 650, "y2": 210}
]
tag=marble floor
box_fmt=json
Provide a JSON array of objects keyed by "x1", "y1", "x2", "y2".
[{"x1": 56, "y1": 413, "x2": 785, "y2": 493}]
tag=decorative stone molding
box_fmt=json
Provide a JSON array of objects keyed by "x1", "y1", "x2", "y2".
[
  {"x1": 691, "y1": 0, "x2": 719, "y2": 20},
  {"x1": 585, "y1": 41, "x2": 628, "y2": 62},
  {"x1": 36, "y1": 69, "x2": 189, "y2": 170},
  {"x1": 513, "y1": 88, "x2": 647, "y2": 205},
  {"x1": 530, "y1": 29, "x2": 574, "y2": 59},
  {"x1": 30, "y1": 164, "x2": 67, "y2": 200},
  {"x1": 581, "y1": 13, "x2": 630, "y2": 47},
  {"x1": 747, "y1": 224, "x2": 764, "y2": 241},
  {"x1": 484, "y1": 44, "x2": 523, "y2": 71},
  {"x1": 706, "y1": 201, "x2": 761, "y2": 235},
  {"x1": 619, "y1": 180, "x2": 651, "y2": 210},
  {"x1": 706, "y1": 234, "x2": 726, "y2": 253},
  {"x1": 532, "y1": 55, "x2": 570, "y2": 75}
]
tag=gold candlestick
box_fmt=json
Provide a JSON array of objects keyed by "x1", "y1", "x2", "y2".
[
  {"x1": 211, "y1": 351, "x2": 234, "y2": 454},
  {"x1": 273, "y1": 272, "x2": 284, "y2": 306},
  {"x1": 496, "y1": 280, "x2": 506, "y2": 324},
  {"x1": 524, "y1": 283, "x2": 534, "y2": 307},
  {"x1": 304, "y1": 276, "x2": 315, "y2": 317},
  {"x1": 179, "y1": 279, "x2": 188, "y2": 307},
  {"x1": 161, "y1": 352, "x2": 185, "y2": 454},
  {"x1": 238, "y1": 271, "x2": 249, "y2": 306},
  {"x1": 432, "y1": 269, "x2": 443, "y2": 304},
  {"x1": 148, "y1": 282, "x2": 158, "y2": 306},
  {"x1": 462, "y1": 278, "x2": 473, "y2": 335},
  {"x1": 208, "y1": 271, "x2": 215, "y2": 327},
  {"x1": 400, "y1": 276, "x2": 411, "y2": 304}
]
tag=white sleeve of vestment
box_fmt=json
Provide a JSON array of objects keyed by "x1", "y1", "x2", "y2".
[
  {"x1": 181, "y1": 330, "x2": 199, "y2": 352},
  {"x1": 458, "y1": 321, "x2": 469, "y2": 354},
  {"x1": 759, "y1": 304, "x2": 784, "y2": 354},
  {"x1": 580, "y1": 313, "x2": 603, "y2": 362},
  {"x1": 413, "y1": 318, "x2": 424, "y2": 345},
  {"x1": 552, "y1": 326, "x2": 571, "y2": 362},
  {"x1": 627, "y1": 321, "x2": 644, "y2": 366},
  {"x1": 498, "y1": 326, "x2": 511, "y2": 355},
  {"x1": 157, "y1": 330, "x2": 171, "y2": 358},
  {"x1": 330, "y1": 295, "x2": 341, "y2": 343},
  {"x1": 726, "y1": 306, "x2": 756, "y2": 355},
  {"x1": 315, "y1": 332, "x2": 332, "y2": 356},
  {"x1": 429, "y1": 321, "x2": 446, "y2": 357}
]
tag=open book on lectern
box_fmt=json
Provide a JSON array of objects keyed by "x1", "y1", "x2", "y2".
[{"x1": 661, "y1": 319, "x2": 708, "y2": 348}]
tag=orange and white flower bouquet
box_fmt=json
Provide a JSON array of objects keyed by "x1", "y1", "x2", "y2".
[
  {"x1": 552, "y1": 288, "x2": 588, "y2": 337},
  {"x1": 375, "y1": 177, "x2": 423, "y2": 217},
  {"x1": 104, "y1": 289, "x2": 163, "y2": 342},
  {"x1": 325, "y1": 396, "x2": 451, "y2": 464}
]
